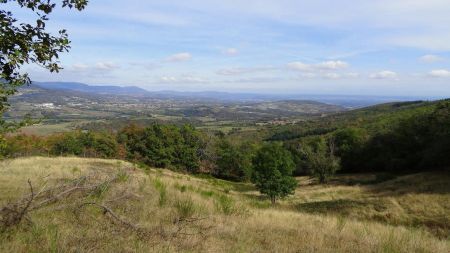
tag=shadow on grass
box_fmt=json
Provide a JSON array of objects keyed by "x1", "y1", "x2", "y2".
[{"x1": 295, "y1": 199, "x2": 369, "y2": 215}]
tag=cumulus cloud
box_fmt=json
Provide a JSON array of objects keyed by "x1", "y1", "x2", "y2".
[
  {"x1": 216, "y1": 67, "x2": 275, "y2": 76},
  {"x1": 223, "y1": 48, "x2": 239, "y2": 56},
  {"x1": 322, "y1": 72, "x2": 359, "y2": 79},
  {"x1": 287, "y1": 60, "x2": 348, "y2": 72},
  {"x1": 316, "y1": 60, "x2": 349, "y2": 70},
  {"x1": 165, "y1": 52, "x2": 192, "y2": 62},
  {"x1": 420, "y1": 54, "x2": 444, "y2": 63},
  {"x1": 287, "y1": 62, "x2": 312, "y2": 71},
  {"x1": 428, "y1": 69, "x2": 450, "y2": 78},
  {"x1": 95, "y1": 62, "x2": 119, "y2": 70},
  {"x1": 369, "y1": 70, "x2": 398, "y2": 79}
]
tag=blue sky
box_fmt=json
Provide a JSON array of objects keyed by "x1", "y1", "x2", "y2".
[{"x1": 9, "y1": 0, "x2": 450, "y2": 96}]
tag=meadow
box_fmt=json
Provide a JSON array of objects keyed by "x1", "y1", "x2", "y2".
[{"x1": 1, "y1": 157, "x2": 448, "y2": 252}]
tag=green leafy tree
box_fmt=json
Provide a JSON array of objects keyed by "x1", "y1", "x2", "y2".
[
  {"x1": 303, "y1": 137, "x2": 340, "y2": 184},
  {"x1": 118, "y1": 124, "x2": 202, "y2": 172},
  {"x1": 333, "y1": 127, "x2": 367, "y2": 172},
  {"x1": 215, "y1": 139, "x2": 247, "y2": 181},
  {"x1": 0, "y1": 0, "x2": 87, "y2": 153},
  {"x1": 252, "y1": 142, "x2": 297, "y2": 204}
]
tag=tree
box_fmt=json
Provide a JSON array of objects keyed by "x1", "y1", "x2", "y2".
[
  {"x1": 118, "y1": 124, "x2": 202, "y2": 172},
  {"x1": 333, "y1": 127, "x2": 367, "y2": 172},
  {"x1": 215, "y1": 139, "x2": 250, "y2": 181},
  {"x1": 0, "y1": 0, "x2": 87, "y2": 152},
  {"x1": 252, "y1": 142, "x2": 297, "y2": 204},
  {"x1": 303, "y1": 137, "x2": 340, "y2": 184}
]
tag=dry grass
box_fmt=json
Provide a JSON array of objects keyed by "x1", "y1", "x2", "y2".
[{"x1": 0, "y1": 157, "x2": 449, "y2": 252}]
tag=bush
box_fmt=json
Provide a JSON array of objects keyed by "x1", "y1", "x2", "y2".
[{"x1": 214, "y1": 194, "x2": 235, "y2": 215}]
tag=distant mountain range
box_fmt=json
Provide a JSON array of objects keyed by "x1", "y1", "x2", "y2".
[
  {"x1": 34, "y1": 82, "x2": 149, "y2": 97},
  {"x1": 32, "y1": 81, "x2": 438, "y2": 108}
]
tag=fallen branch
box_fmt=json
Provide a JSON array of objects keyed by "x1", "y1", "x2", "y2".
[
  {"x1": 78, "y1": 202, "x2": 141, "y2": 231},
  {"x1": 0, "y1": 179, "x2": 35, "y2": 232}
]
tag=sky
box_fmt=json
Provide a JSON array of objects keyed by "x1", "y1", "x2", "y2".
[{"x1": 8, "y1": 0, "x2": 450, "y2": 96}]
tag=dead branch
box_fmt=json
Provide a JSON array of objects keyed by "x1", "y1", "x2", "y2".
[
  {"x1": 78, "y1": 202, "x2": 142, "y2": 231},
  {"x1": 0, "y1": 174, "x2": 119, "y2": 232},
  {"x1": 0, "y1": 179, "x2": 36, "y2": 232}
]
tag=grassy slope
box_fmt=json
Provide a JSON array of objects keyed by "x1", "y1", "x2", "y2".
[{"x1": 0, "y1": 157, "x2": 449, "y2": 252}]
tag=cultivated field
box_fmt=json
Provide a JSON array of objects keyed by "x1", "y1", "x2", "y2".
[{"x1": 0, "y1": 157, "x2": 448, "y2": 252}]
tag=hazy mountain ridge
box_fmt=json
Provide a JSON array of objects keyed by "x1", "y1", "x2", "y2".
[{"x1": 29, "y1": 81, "x2": 435, "y2": 108}]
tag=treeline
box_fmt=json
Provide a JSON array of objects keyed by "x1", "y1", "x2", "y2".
[{"x1": 3, "y1": 124, "x2": 204, "y2": 171}]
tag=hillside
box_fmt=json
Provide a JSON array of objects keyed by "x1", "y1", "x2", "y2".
[
  {"x1": 266, "y1": 100, "x2": 442, "y2": 141},
  {"x1": 1, "y1": 157, "x2": 448, "y2": 252}
]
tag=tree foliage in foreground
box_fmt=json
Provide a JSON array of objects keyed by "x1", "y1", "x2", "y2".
[
  {"x1": 252, "y1": 142, "x2": 297, "y2": 204},
  {"x1": 0, "y1": 0, "x2": 87, "y2": 155}
]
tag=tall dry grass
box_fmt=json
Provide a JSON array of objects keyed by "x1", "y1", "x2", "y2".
[{"x1": 0, "y1": 157, "x2": 448, "y2": 252}]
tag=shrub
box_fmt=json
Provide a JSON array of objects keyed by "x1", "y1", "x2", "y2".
[
  {"x1": 174, "y1": 198, "x2": 196, "y2": 219},
  {"x1": 152, "y1": 178, "x2": 167, "y2": 206}
]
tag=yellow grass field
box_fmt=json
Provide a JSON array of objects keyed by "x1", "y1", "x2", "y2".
[{"x1": 0, "y1": 157, "x2": 449, "y2": 252}]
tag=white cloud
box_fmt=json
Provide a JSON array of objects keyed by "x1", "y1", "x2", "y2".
[
  {"x1": 287, "y1": 60, "x2": 349, "y2": 72},
  {"x1": 287, "y1": 62, "x2": 312, "y2": 71},
  {"x1": 369, "y1": 70, "x2": 398, "y2": 79},
  {"x1": 129, "y1": 62, "x2": 159, "y2": 70},
  {"x1": 72, "y1": 63, "x2": 89, "y2": 71},
  {"x1": 323, "y1": 73, "x2": 341, "y2": 79},
  {"x1": 420, "y1": 54, "x2": 444, "y2": 63},
  {"x1": 316, "y1": 60, "x2": 349, "y2": 70},
  {"x1": 322, "y1": 72, "x2": 359, "y2": 79},
  {"x1": 95, "y1": 62, "x2": 119, "y2": 70},
  {"x1": 158, "y1": 75, "x2": 208, "y2": 84},
  {"x1": 216, "y1": 67, "x2": 275, "y2": 76},
  {"x1": 428, "y1": 69, "x2": 450, "y2": 78},
  {"x1": 165, "y1": 52, "x2": 192, "y2": 62},
  {"x1": 223, "y1": 48, "x2": 239, "y2": 56},
  {"x1": 345, "y1": 72, "x2": 360, "y2": 78},
  {"x1": 228, "y1": 77, "x2": 283, "y2": 83},
  {"x1": 298, "y1": 73, "x2": 316, "y2": 78}
]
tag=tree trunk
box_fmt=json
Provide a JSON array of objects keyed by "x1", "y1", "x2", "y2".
[{"x1": 271, "y1": 196, "x2": 276, "y2": 205}]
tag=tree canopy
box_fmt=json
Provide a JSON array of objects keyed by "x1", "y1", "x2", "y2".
[{"x1": 252, "y1": 142, "x2": 297, "y2": 204}]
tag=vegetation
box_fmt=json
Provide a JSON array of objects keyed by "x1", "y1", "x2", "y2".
[
  {"x1": 1, "y1": 1, "x2": 449, "y2": 252},
  {"x1": 303, "y1": 137, "x2": 341, "y2": 183},
  {"x1": 0, "y1": 0, "x2": 87, "y2": 151},
  {"x1": 0, "y1": 157, "x2": 448, "y2": 252},
  {"x1": 118, "y1": 124, "x2": 202, "y2": 172},
  {"x1": 214, "y1": 138, "x2": 254, "y2": 181},
  {"x1": 252, "y1": 143, "x2": 297, "y2": 204}
]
